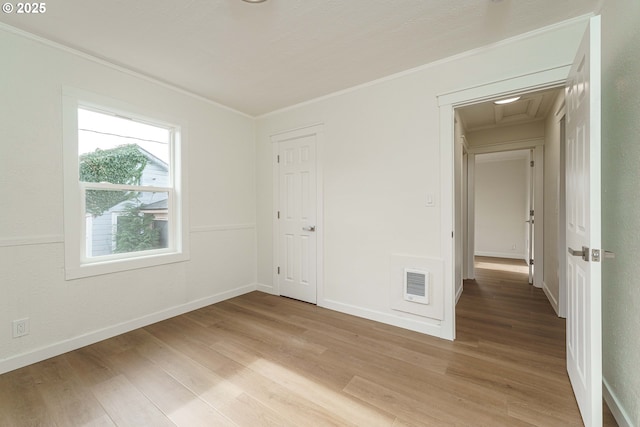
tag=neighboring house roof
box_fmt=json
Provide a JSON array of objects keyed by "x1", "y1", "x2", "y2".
[
  {"x1": 141, "y1": 199, "x2": 168, "y2": 210},
  {"x1": 137, "y1": 146, "x2": 168, "y2": 171}
]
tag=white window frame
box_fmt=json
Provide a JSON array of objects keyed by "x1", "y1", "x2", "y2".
[{"x1": 63, "y1": 87, "x2": 189, "y2": 280}]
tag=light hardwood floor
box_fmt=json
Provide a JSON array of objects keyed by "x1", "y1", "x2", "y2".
[{"x1": 0, "y1": 257, "x2": 617, "y2": 426}]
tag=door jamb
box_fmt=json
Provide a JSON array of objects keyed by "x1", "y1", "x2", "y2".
[{"x1": 270, "y1": 123, "x2": 325, "y2": 303}]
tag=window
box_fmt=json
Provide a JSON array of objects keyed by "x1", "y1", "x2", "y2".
[{"x1": 63, "y1": 89, "x2": 188, "y2": 279}]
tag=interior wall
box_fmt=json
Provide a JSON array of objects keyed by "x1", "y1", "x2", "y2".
[
  {"x1": 543, "y1": 91, "x2": 565, "y2": 315},
  {"x1": 255, "y1": 19, "x2": 588, "y2": 338},
  {"x1": 474, "y1": 156, "x2": 528, "y2": 259},
  {"x1": 601, "y1": 0, "x2": 640, "y2": 424},
  {"x1": 0, "y1": 27, "x2": 257, "y2": 372},
  {"x1": 465, "y1": 121, "x2": 544, "y2": 148}
]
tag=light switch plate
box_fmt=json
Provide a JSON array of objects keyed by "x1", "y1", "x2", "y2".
[{"x1": 426, "y1": 193, "x2": 435, "y2": 207}]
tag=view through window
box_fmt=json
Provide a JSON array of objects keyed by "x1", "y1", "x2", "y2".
[{"x1": 78, "y1": 108, "x2": 173, "y2": 259}]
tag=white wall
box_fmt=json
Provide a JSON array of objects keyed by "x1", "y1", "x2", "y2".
[
  {"x1": 466, "y1": 121, "x2": 545, "y2": 148},
  {"x1": 255, "y1": 19, "x2": 588, "y2": 338},
  {"x1": 474, "y1": 155, "x2": 528, "y2": 259},
  {"x1": 601, "y1": 0, "x2": 640, "y2": 425},
  {"x1": 0, "y1": 27, "x2": 256, "y2": 373}
]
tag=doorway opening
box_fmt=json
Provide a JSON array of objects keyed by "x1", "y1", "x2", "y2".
[{"x1": 453, "y1": 86, "x2": 566, "y2": 322}]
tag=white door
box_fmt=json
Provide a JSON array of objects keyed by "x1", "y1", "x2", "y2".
[
  {"x1": 278, "y1": 136, "x2": 317, "y2": 304},
  {"x1": 565, "y1": 15, "x2": 602, "y2": 427}
]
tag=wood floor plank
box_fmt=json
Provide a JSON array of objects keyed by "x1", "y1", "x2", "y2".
[
  {"x1": 145, "y1": 314, "x2": 353, "y2": 426},
  {"x1": 105, "y1": 348, "x2": 237, "y2": 427},
  {"x1": 342, "y1": 375, "x2": 455, "y2": 426},
  {"x1": 213, "y1": 338, "x2": 396, "y2": 426},
  {"x1": 90, "y1": 374, "x2": 175, "y2": 427},
  {"x1": 28, "y1": 357, "x2": 115, "y2": 427},
  {"x1": 0, "y1": 367, "x2": 58, "y2": 427},
  {"x1": 0, "y1": 256, "x2": 620, "y2": 426}
]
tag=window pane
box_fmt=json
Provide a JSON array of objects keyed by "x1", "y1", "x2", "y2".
[
  {"x1": 78, "y1": 108, "x2": 170, "y2": 186},
  {"x1": 85, "y1": 190, "x2": 169, "y2": 257}
]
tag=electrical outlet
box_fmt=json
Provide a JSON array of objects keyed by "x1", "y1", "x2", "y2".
[{"x1": 12, "y1": 318, "x2": 29, "y2": 338}]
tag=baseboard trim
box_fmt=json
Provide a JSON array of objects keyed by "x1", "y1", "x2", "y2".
[
  {"x1": 603, "y1": 377, "x2": 634, "y2": 427},
  {"x1": 455, "y1": 283, "x2": 464, "y2": 305},
  {"x1": 319, "y1": 298, "x2": 443, "y2": 338},
  {"x1": 474, "y1": 251, "x2": 525, "y2": 260},
  {"x1": 542, "y1": 281, "x2": 560, "y2": 316},
  {"x1": 256, "y1": 282, "x2": 277, "y2": 295},
  {"x1": 0, "y1": 283, "x2": 257, "y2": 375}
]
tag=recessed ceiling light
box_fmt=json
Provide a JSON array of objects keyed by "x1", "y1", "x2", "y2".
[{"x1": 494, "y1": 96, "x2": 521, "y2": 105}]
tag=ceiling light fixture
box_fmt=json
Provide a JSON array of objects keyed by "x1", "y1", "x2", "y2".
[
  {"x1": 241, "y1": 0, "x2": 267, "y2": 3},
  {"x1": 494, "y1": 96, "x2": 521, "y2": 105}
]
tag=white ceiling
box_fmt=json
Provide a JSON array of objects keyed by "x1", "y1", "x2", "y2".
[
  {"x1": 457, "y1": 87, "x2": 563, "y2": 132},
  {"x1": 0, "y1": 0, "x2": 599, "y2": 116}
]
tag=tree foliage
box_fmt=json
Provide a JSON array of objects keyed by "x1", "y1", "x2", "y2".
[
  {"x1": 80, "y1": 144, "x2": 161, "y2": 253},
  {"x1": 114, "y1": 204, "x2": 161, "y2": 253},
  {"x1": 80, "y1": 144, "x2": 147, "y2": 217}
]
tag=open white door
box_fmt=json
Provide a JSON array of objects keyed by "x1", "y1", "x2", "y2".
[{"x1": 565, "y1": 15, "x2": 602, "y2": 427}]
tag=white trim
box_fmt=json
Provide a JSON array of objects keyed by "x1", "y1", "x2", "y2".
[
  {"x1": 0, "y1": 235, "x2": 64, "y2": 247},
  {"x1": 259, "y1": 15, "x2": 592, "y2": 119},
  {"x1": 270, "y1": 124, "x2": 325, "y2": 304},
  {"x1": 466, "y1": 153, "x2": 476, "y2": 280},
  {"x1": 190, "y1": 224, "x2": 256, "y2": 233},
  {"x1": 558, "y1": 115, "x2": 568, "y2": 319},
  {"x1": 542, "y1": 281, "x2": 560, "y2": 316},
  {"x1": 0, "y1": 23, "x2": 252, "y2": 119},
  {"x1": 256, "y1": 283, "x2": 277, "y2": 295},
  {"x1": 0, "y1": 283, "x2": 257, "y2": 375},
  {"x1": 474, "y1": 251, "x2": 527, "y2": 260},
  {"x1": 62, "y1": 87, "x2": 190, "y2": 280},
  {"x1": 469, "y1": 138, "x2": 545, "y2": 154},
  {"x1": 320, "y1": 299, "x2": 443, "y2": 338},
  {"x1": 271, "y1": 142, "x2": 280, "y2": 293},
  {"x1": 455, "y1": 282, "x2": 464, "y2": 305},
  {"x1": 603, "y1": 378, "x2": 633, "y2": 427},
  {"x1": 532, "y1": 145, "x2": 545, "y2": 289},
  {"x1": 438, "y1": 66, "x2": 572, "y2": 107}
]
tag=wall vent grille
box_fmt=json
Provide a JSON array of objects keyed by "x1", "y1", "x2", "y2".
[{"x1": 404, "y1": 268, "x2": 429, "y2": 304}]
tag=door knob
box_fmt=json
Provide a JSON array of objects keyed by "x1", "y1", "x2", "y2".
[
  {"x1": 568, "y1": 246, "x2": 589, "y2": 261},
  {"x1": 302, "y1": 225, "x2": 316, "y2": 232}
]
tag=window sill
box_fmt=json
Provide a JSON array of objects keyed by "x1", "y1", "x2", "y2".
[{"x1": 65, "y1": 250, "x2": 189, "y2": 280}]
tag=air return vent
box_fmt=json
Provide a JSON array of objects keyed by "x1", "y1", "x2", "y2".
[{"x1": 404, "y1": 268, "x2": 429, "y2": 304}]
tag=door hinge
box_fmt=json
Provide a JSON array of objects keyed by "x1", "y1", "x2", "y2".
[
  {"x1": 277, "y1": 266, "x2": 280, "y2": 274},
  {"x1": 277, "y1": 211, "x2": 280, "y2": 219},
  {"x1": 277, "y1": 155, "x2": 280, "y2": 163},
  {"x1": 530, "y1": 160, "x2": 534, "y2": 167},
  {"x1": 530, "y1": 209, "x2": 534, "y2": 217},
  {"x1": 452, "y1": 231, "x2": 454, "y2": 238},
  {"x1": 529, "y1": 259, "x2": 534, "y2": 265}
]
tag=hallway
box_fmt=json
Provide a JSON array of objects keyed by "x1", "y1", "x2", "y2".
[{"x1": 457, "y1": 256, "x2": 617, "y2": 426}]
